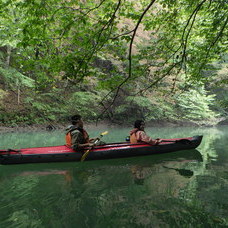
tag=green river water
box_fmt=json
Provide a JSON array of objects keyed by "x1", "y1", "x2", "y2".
[{"x1": 0, "y1": 126, "x2": 228, "y2": 228}]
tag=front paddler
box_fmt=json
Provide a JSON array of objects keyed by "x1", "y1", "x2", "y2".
[{"x1": 65, "y1": 114, "x2": 95, "y2": 150}]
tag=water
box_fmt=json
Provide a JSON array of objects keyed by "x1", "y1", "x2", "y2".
[{"x1": 0, "y1": 126, "x2": 228, "y2": 227}]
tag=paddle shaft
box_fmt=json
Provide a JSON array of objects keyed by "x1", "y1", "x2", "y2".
[
  {"x1": 81, "y1": 134, "x2": 105, "y2": 161},
  {"x1": 83, "y1": 138, "x2": 100, "y2": 155}
]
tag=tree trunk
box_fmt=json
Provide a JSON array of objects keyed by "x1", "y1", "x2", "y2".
[{"x1": 6, "y1": 45, "x2": 12, "y2": 67}]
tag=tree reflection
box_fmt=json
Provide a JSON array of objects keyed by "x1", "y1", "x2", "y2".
[{"x1": 0, "y1": 126, "x2": 228, "y2": 227}]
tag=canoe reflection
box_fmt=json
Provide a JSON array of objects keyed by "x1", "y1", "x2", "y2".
[
  {"x1": 2, "y1": 149, "x2": 202, "y2": 189},
  {"x1": 130, "y1": 149, "x2": 202, "y2": 185},
  {"x1": 17, "y1": 170, "x2": 73, "y2": 184}
]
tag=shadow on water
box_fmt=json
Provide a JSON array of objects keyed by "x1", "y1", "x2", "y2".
[{"x1": 162, "y1": 166, "x2": 194, "y2": 178}]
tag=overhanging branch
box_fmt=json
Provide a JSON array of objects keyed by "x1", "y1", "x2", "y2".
[{"x1": 98, "y1": 0, "x2": 157, "y2": 119}]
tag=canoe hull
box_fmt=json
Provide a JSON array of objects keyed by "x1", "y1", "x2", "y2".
[{"x1": 0, "y1": 135, "x2": 203, "y2": 165}]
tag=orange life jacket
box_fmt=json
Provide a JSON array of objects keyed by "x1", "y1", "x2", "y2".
[
  {"x1": 65, "y1": 128, "x2": 89, "y2": 147},
  {"x1": 130, "y1": 132, "x2": 139, "y2": 144},
  {"x1": 65, "y1": 132, "x2": 72, "y2": 147}
]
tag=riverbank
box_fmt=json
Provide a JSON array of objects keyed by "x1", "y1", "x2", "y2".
[
  {"x1": 0, "y1": 118, "x2": 227, "y2": 133},
  {"x1": 0, "y1": 120, "x2": 121, "y2": 133}
]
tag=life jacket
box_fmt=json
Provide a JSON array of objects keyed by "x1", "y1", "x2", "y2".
[
  {"x1": 65, "y1": 132, "x2": 72, "y2": 147},
  {"x1": 65, "y1": 126, "x2": 89, "y2": 147},
  {"x1": 130, "y1": 129, "x2": 139, "y2": 144},
  {"x1": 130, "y1": 133, "x2": 138, "y2": 144}
]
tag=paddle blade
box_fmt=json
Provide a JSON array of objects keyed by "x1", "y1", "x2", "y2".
[
  {"x1": 101, "y1": 131, "x2": 108, "y2": 136},
  {"x1": 81, "y1": 149, "x2": 90, "y2": 162}
]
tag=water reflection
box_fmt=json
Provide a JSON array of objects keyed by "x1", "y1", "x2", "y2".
[
  {"x1": 163, "y1": 166, "x2": 194, "y2": 178},
  {"x1": 131, "y1": 165, "x2": 145, "y2": 185},
  {"x1": 0, "y1": 126, "x2": 228, "y2": 227},
  {"x1": 0, "y1": 150, "x2": 204, "y2": 226}
]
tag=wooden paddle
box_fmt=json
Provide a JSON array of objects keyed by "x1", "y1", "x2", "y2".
[{"x1": 81, "y1": 131, "x2": 108, "y2": 162}]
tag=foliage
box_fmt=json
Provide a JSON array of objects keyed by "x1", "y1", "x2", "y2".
[
  {"x1": 204, "y1": 55, "x2": 228, "y2": 116},
  {"x1": 114, "y1": 95, "x2": 175, "y2": 122},
  {"x1": 175, "y1": 86, "x2": 219, "y2": 124},
  {"x1": 0, "y1": 66, "x2": 35, "y2": 89},
  {"x1": 24, "y1": 90, "x2": 69, "y2": 123},
  {"x1": 1, "y1": 0, "x2": 227, "y2": 85},
  {"x1": 0, "y1": 89, "x2": 7, "y2": 105},
  {"x1": 0, "y1": 0, "x2": 227, "y2": 125},
  {"x1": 67, "y1": 91, "x2": 102, "y2": 121},
  {"x1": 112, "y1": 85, "x2": 219, "y2": 125}
]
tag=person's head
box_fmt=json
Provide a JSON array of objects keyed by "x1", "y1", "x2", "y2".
[
  {"x1": 71, "y1": 114, "x2": 83, "y2": 128},
  {"x1": 134, "y1": 120, "x2": 145, "y2": 131}
]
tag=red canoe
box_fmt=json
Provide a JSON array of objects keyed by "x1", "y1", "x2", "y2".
[{"x1": 0, "y1": 135, "x2": 203, "y2": 164}]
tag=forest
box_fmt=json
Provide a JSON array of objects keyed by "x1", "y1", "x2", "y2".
[{"x1": 0, "y1": 0, "x2": 227, "y2": 127}]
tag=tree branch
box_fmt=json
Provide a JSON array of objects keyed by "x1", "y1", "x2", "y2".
[
  {"x1": 197, "y1": 15, "x2": 228, "y2": 76},
  {"x1": 111, "y1": 29, "x2": 134, "y2": 40},
  {"x1": 180, "y1": 0, "x2": 207, "y2": 67},
  {"x1": 134, "y1": 61, "x2": 182, "y2": 96},
  {"x1": 98, "y1": 0, "x2": 157, "y2": 119},
  {"x1": 74, "y1": 0, "x2": 122, "y2": 81}
]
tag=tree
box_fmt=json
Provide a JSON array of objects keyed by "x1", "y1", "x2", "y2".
[{"x1": 0, "y1": 0, "x2": 227, "y2": 123}]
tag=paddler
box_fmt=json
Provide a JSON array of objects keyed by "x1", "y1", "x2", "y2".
[
  {"x1": 129, "y1": 120, "x2": 161, "y2": 145},
  {"x1": 65, "y1": 114, "x2": 100, "y2": 150}
]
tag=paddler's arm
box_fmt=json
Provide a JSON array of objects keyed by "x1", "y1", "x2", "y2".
[
  {"x1": 89, "y1": 137, "x2": 99, "y2": 143},
  {"x1": 139, "y1": 132, "x2": 161, "y2": 145},
  {"x1": 78, "y1": 142, "x2": 94, "y2": 148},
  {"x1": 71, "y1": 131, "x2": 94, "y2": 150}
]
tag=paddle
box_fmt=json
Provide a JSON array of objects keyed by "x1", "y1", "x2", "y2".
[
  {"x1": 81, "y1": 131, "x2": 108, "y2": 162},
  {"x1": 161, "y1": 139, "x2": 191, "y2": 144}
]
